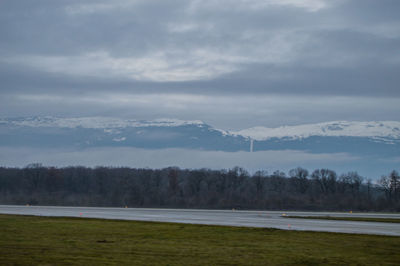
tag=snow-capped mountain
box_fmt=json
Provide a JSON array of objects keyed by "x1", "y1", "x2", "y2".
[
  {"x1": 0, "y1": 116, "x2": 243, "y2": 151},
  {"x1": 0, "y1": 117, "x2": 399, "y2": 157},
  {"x1": 234, "y1": 121, "x2": 400, "y2": 142},
  {"x1": 0, "y1": 116, "x2": 205, "y2": 129},
  {"x1": 2, "y1": 117, "x2": 399, "y2": 140}
]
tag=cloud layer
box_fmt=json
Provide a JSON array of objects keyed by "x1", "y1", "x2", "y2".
[
  {"x1": 1, "y1": 146, "x2": 395, "y2": 178},
  {"x1": 0, "y1": 146, "x2": 362, "y2": 174},
  {"x1": 1, "y1": 0, "x2": 399, "y2": 129}
]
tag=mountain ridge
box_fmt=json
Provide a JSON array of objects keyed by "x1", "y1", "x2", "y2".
[
  {"x1": 233, "y1": 121, "x2": 400, "y2": 141},
  {"x1": 1, "y1": 116, "x2": 399, "y2": 142},
  {"x1": 0, "y1": 116, "x2": 205, "y2": 129},
  {"x1": 1, "y1": 116, "x2": 399, "y2": 176}
]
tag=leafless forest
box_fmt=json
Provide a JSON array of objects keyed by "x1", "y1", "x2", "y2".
[{"x1": 0, "y1": 165, "x2": 399, "y2": 211}]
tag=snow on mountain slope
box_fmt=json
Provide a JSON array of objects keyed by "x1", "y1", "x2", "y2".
[
  {"x1": 233, "y1": 121, "x2": 400, "y2": 141},
  {"x1": 1, "y1": 117, "x2": 400, "y2": 143},
  {"x1": 1, "y1": 116, "x2": 205, "y2": 129},
  {"x1": 0, "y1": 116, "x2": 244, "y2": 151}
]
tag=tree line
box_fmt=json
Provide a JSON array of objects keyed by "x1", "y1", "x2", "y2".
[{"x1": 0, "y1": 164, "x2": 399, "y2": 211}]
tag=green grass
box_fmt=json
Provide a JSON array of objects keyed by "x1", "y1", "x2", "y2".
[
  {"x1": 285, "y1": 215, "x2": 400, "y2": 223},
  {"x1": 1, "y1": 214, "x2": 400, "y2": 265}
]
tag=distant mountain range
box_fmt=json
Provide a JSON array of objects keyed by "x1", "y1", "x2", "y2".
[
  {"x1": 0, "y1": 116, "x2": 399, "y2": 158},
  {"x1": 233, "y1": 121, "x2": 400, "y2": 142}
]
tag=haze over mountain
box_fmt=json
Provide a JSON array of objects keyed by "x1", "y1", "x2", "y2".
[{"x1": 1, "y1": 116, "x2": 399, "y2": 178}]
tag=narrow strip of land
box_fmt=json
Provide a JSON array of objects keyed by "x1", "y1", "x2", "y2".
[
  {"x1": 285, "y1": 216, "x2": 400, "y2": 223},
  {"x1": 1, "y1": 214, "x2": 400, "y2": 265}
]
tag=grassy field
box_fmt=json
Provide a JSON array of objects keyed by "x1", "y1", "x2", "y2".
[
  {"x1": 1, "y1": 214, "x2": 400, "y2": 265},
  {"x1": 285, "y1": 215, "x2": 400, "y2": 224}
]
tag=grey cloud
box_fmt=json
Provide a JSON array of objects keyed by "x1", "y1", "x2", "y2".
[
  {"x1": 1, "y1": 58, "x2": 400, "y2": 97},
  {"x1": 333, "y1": 0, "x2": 400, "y2": 23},
  {"x1": 0, "y1": 0, "x2": 399, "y2": 128}
]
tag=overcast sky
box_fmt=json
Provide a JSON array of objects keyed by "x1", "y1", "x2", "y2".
[{"x1": 1, "y1": 0, "x2": 399, "y2": 130}]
